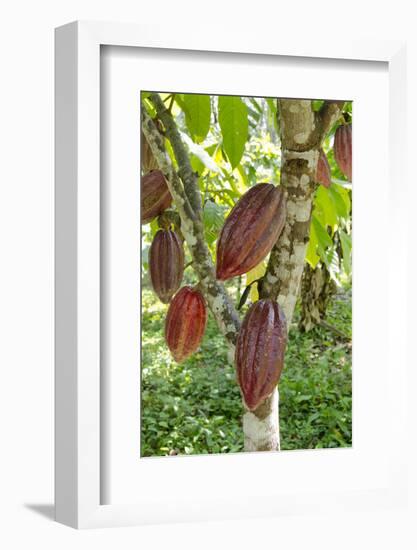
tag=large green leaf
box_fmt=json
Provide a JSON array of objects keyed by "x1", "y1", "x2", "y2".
[
  {"x1": 218, "y1": 96, "x2": 248, "y2": 169},
  {"x1": 328, "y1": 184, "x2": 349, "y2": 220},
  {"x1": 339, "y1": 229, "x2": 352, "y2": 275},
  {"x1": 315, "y1": 186, "x2": 337, "y2": 230},
  {"x1": 312, "y1": 215, "x2": 333, "y2": 267},
  {"x1": 182, "y1": 94, "x2": 211, "y2": 143}
]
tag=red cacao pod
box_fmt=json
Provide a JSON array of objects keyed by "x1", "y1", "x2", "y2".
[
  {"x1": 149, "y1": 229, "x2": 184, "y2": 304},
  {"x1": 165, "y1": 286, "x2": 207, "y2": 363},
  {"x1": 235, "y1": 299, "x2": 287, "y2": 411},
  {"x1": 141, "y1": 170, "x2": 173, "y2": 224},
  {"x1": 216, "y1": 184, "x2": 286, "y2": 281},
  {"x1": 141, "y1": 131, "x2": 159, "y2": 172},
  {"x1": 334, "y1": 123, "x2": 352, "y2": 181},
  {"x1": 316, "y1": 149, "x2": 331, "y2": 188}
]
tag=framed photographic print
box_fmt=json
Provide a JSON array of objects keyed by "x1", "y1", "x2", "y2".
[{"x1": 55, "y1": 21, "x2": 407, "y2": 528}]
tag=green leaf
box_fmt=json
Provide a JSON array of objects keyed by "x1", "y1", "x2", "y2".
[
  {"x1": 182, "y1": 94, "x2": 211, "y2": 143},
  {"x1": 203, "y1": 200, "x2": 227, "y2": 245},
  {"x1": 339, "y1": 229, "x2": 352, "y2": 275},
  {"x1": 312, "y1": 100, "x2": 325, "y2": 112},
  {"x1": 266, "y1": 98, "x2": 277, "y2": 117},
  {"x1": 218, "y1": 96, "x2": 248, "y2": 169},
  {"x1": 328, "y1": 184, "x2": 349, "y2": 220},
  {"x1": 190, "y1": 154, "x2": 205, "y2": 175},
  {"x1": 315, "y1": 186, "x2": 337, "y2": 230},
  {"x1": 150, "y1": 218, "x2": 159, "y2": 237},
  {"x1": 305, "y1": 222, "x2": 320, "y2": 268},
  {"x1": 180, "y1": 132, "x2": 219, "y2": 173},
  {"x1": 312, "y1": 215, "x2": 333, "y2": 267}
]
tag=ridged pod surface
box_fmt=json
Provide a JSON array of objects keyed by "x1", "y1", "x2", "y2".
[
  {"x1": 149, "y1": 229, "x2": 184, "y2": 303},
  {"x1": 316, "y1": 149, "x2": 331, "y2": 188},
  {"x1": 165, "y1": 286, "x2": 207, "y2": 363},
  {"x1": 216, "y1": 184, "x2": 287, "y2": 281},
  {"x1": 334, "y1": 124, "x2": 352, "y2": 181},
  {"x1": 141, "y1": 170, "x2": 173, "y2": 224},
  {"x1": 235, "y1": 299, "x2": 287, "y2": 411}
]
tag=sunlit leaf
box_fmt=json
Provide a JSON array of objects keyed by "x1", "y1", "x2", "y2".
[
  {"x1": 312, "y1": 215, "x2": 333, "y2": 267},
  {"x1": 218, "y1": 96, "x2": 248, "y2": 169},
  {"x1": 182, "y1": 94, "x2": 211, "y2": 143},
  {"x1": 328, "y1": 184, "x2": 349, "y2": 219},
  {"x1": 245, "y1": 261, "x2": 266, "y2": 302},
  {"x1": 315, "y1": 186, "x2": 337, "y2": 230},
  {"x1": 203, "y1": 200, "x2": 227, "y2": 245},
  {"x1": 339, "y1": 229, "x2": 352, "y2": 275},
  {"x1": 305, "y1": 222, "x2": 320, "y2": 268},
  {"x1": 190, "y1": 154, "x2": 205, "y2": 175},
  {"x1": 180, "y1": 132, "x2": 220, "y2": 173}
]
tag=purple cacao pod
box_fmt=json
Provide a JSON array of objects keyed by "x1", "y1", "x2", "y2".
[
  {"x1": 316, "y1": 149, "x2": 331, "y2": 188},
  {"x1": 235, "y1": 299, "x2": 287, "y2": 411},
  {"x1": 165, "y1": 286, "x2": 207, "y2": 363},
  {"x1": 216, "y1": 184, "x2": 287, "y2": 281},
  {"x1": 334, "y1": 124, "x2": 352, "y2": 181},
  {"x1": 149, "y1": 229, "x2": 184, "y2": 304},
  {"x1": 141, "y1": 170, "x2": 173, "y2": 224}
]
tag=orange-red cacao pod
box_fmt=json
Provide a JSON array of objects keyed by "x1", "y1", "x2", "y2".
[
  {"x1": 141, "y1": 170, "x2": 173, "y2": 224},
  {"x1": 216, "y1": 184, "x2": 286, "y2": 281},
  {"x1": 149, "y1": 229, "x2": 184, "y2": 304},
  {"x1": 165, "y1": 286, "x2": 207, "y2": 363},
  {"x1": 316, "y1": 149, "x2": 331, "y2": 188},
  {"x1": 235, "y1": 299, "x2": 287, "y2": 411},
  {"x1": 334, "y1": 123, "x2": 352, "y2": 181}
]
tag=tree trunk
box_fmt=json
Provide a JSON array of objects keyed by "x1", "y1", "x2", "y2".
[
  {"x1": 245, "y1": 100, "x2": 343, "y2": 451},
  {"x1": 142, "y1": 95, "x2": 342, "y2": 454},
  {"x1": 299, "y1": 262, "x2": 336, "y2": 332}
]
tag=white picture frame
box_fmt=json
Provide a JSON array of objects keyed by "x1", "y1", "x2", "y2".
[{"x1": 55, "y1": 20, "x2": 407, "y2": 529}]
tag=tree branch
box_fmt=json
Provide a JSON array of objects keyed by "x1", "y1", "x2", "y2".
[
  {"x1": 318, "y1": 100, "x2": 345, "y2": 142},
  {"x1": 149, "y1": 93, "x2": 203, "y2": 216},
  {"x1": 141, "y1": 100, "x2": 241, "y2": 348}
]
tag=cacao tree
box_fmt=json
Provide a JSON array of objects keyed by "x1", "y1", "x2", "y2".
[{"x1": 141, "y1": 92, "x2": 352, "y2": 452}]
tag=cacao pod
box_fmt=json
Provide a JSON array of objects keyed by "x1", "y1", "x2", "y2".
[
  {"x1": 216, "y1": 183, "x2": 286, "y2": 281},
  {"x1": 165, "y1": 286, "x2": 207, "y2": 363},
  {"x1": 149, "y1": 229, "x2": 184, "y2": 304},
  {"x1": 236, "y1": 299, "x2": 287, "y2": 411},
  {"x1": 141, "y1": 170, "x2": 173, "y2": 224},
  {"x1": 141, "y1": 131, "x2": 159, "y2": 172},
  {"x1": 316, "y1": 149, "x2": 331, "y2": 188},
  {"x1": 334, "y1": 123, "x2": 352, "y2": 181}
]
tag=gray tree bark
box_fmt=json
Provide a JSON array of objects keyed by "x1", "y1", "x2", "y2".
[{"x1": 299, "y1": 262, "x2": 336, "y2": 332}]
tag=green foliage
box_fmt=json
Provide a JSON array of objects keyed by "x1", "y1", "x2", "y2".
[
  {"x1": 218, "y1": 96, "x2": 249, "y2": 169},
  {"x1": 181, "y1": 94, "x2": 211, "y2": 143},
  {"x1": 141, "y1": 288, "x2": 243, "y2": 456},
  {"x1": 141, "y1": 95, "x2": 353, "y2": 455},
  {"x1": 141, "y1": 286, "x2": 352, "y2": 456},
  {"x1": 203, "y1": 199, "x2": 228, "y2": 246}
]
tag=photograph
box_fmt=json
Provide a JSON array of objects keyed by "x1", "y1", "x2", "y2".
[{"x1": 140, "y1": 92, "x2": 352, "y2": 457}]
